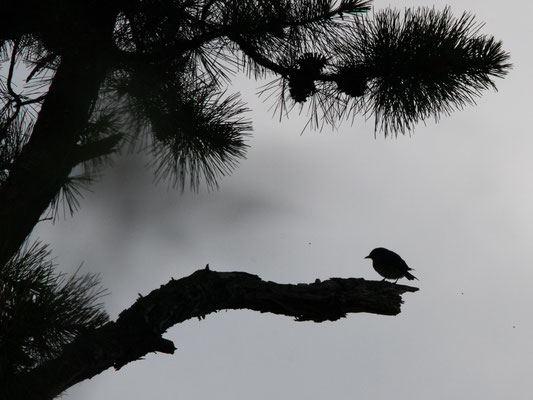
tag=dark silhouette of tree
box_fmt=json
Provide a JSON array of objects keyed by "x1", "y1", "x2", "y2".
[{"x1": 0, "y1": 1, "x2": 510, "y2": 398}]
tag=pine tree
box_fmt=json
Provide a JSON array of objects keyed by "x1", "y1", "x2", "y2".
[{"x1": 0, "y1": 1, "x2": 510, "y2": 398}]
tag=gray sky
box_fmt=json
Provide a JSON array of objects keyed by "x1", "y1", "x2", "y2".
[{"x1": 32, "y1": 1, "x2": 533, "y2": 399}]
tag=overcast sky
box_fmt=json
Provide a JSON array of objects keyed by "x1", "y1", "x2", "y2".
[{"x1": 31, "y1": 1, "x2": 533, "y2": 399}]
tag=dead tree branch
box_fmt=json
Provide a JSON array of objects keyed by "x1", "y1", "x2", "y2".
[{"x1": 9, "y1": 267, "x2": 418, "y2": 400}]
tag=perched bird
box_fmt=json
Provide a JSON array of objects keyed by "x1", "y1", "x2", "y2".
[{"x1": 365, "y1": 247, "x2": 418, "y2": 283}]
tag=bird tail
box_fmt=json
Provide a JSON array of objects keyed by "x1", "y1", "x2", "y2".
[{"x1": 405, "y1": 271, "x2": 418, "y2": 281}]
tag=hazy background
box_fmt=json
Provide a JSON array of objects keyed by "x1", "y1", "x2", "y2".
[{"x1": 32, "y1": 0, "x2": 533, "y2": 398}]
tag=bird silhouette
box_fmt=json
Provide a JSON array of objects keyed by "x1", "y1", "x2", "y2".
[{"x1": 365, "y1": 247, "x2": 418, "y2": 283}]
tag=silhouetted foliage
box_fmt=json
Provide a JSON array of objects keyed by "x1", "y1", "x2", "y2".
[
  {"x1": 0, "y1": 1, "x2": 510, "y2": 398},
  {"x1": 0, "y1": 242, "x2": 107, "y2": 375}
]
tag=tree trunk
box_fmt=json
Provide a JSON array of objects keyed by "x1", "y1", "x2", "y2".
[{"x1": 0, "y1": 19, "x2": 115, "y2": 269}]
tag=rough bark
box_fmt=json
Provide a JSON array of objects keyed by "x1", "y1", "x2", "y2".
[{"x1": 8, "y1": 267, "x2": 418, "y2": 400}]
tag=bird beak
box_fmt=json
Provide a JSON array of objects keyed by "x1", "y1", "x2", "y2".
[{"x1": 364, "y1": 255, "x2": 370, "y2": 259}]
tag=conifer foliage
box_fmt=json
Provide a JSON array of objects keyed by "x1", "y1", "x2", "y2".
[{"x1": 0, "y1": 1, "x2": 510, "y2": 398}]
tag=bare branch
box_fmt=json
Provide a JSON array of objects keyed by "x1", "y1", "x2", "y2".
[{"x1": 9, "y1": 268, "x2": 418, "y2": 400}]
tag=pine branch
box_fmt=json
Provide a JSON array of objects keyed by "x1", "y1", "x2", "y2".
[
  {"x1": 70, "y1": 134, "x2": 123, "y2": 166},
  {"x1": 0, "y1": 242, "x2": 109, "y2": 376},
  {"x1": 229, "y1": 33, "x2": 290, "y2": 76},
  {"x1": 116, "y1": 0, "x2": 370, "y2": 78},
  {"x1": 9, "y1": 267, "x2": 418, "y2": 400},
  {"x1": 286, "y1": 0, "x2": 371, "y2": 27}
]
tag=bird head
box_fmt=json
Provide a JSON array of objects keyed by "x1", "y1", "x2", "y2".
[{"x1": 364, "y1": 247, "x2": 387, "y2": 260}]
